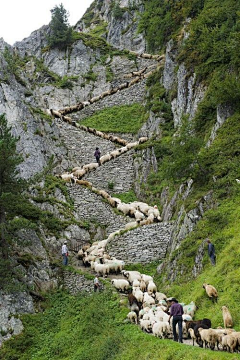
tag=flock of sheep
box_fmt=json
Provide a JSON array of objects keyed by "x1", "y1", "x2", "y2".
[
  {"x1": 76, "y1": 236, "x2": 239, "y2": 354},
  {"x1": 50, "y1": 50, "x2": 238, "y2": 354}
]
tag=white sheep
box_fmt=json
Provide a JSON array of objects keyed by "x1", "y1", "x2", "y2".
[
  {"x1": 122, "y1": 270, "x2": 142, "y2": 284},
  {"x1": 100, "y1": 153, "x2": 111, "y2": 164},
  {"x1": 59, "y1": 173, "x2": 74, "y2": 182},
  {"x1": 143, "y1": 292, "x2": 155, "y2": 307},
  {"x1": 141, "y1": 274, "x2": 153, "y2": 286},
  {"x1": 147, "y1": 280, "x2": 157, "y2": 295},
  {"x1": 203, "y1": 283, "x2": 218, "y2": 303},
  {"x1": 198, "y1": 328, "x2": 218, "y2": 350},
  {"x1": 140, "y1": 319, "x2": 152, "y2": 333},
  {"x1": 183, "y1": 301, "x2": 197, "y2": 318},
  {"x1": 222, "y1": 306, "x2": 233, "y2": 328},
  {"x1": 83, "y1": 163, "x2": 99, "y2": 172},
  {"x1": 132, "y1": 279, "x2": 140, "y2": 288},
  {"x1": 127, "y1": 311, "x2": 138, "y2": 324},
  {"x1": 134, "y1": 210, "x2": 145, "y2": 221},
  {"x1": 73, "y1": 168, "x2": 86, "y2": 179},
  {"x1": 93, "y1": 262, "x2": 109, "y2": 277},
  {"x1": 111, "y1": 279, "x2": 130, "y2": 292},
  {"x1": 155, "y1": 292, "x2": 167, "y2": 302},
  {"x1": 152, "y1": 321, "x2": 170, "y2": 339},
  {"x1": 124, "y1": 221, "x2": 138, "y2": 231},
  {"x1": 188, "y1": 328, "x2": 197, "y2": 346},
  {"x1": 222, "y1": 334, "x2": 237, "y2": 353},
  {"x1": 133, "y1": 288, "x2": 144, "y2": 303}
]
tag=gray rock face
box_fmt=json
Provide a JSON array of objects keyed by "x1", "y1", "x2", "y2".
[{"x1": 0, "y1": 292, "x2": 34, "y2": 346}]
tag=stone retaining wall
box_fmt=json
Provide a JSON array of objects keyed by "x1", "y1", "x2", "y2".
[{"x1": 107, "y1": 223, "x2": 172, "y2": 264}]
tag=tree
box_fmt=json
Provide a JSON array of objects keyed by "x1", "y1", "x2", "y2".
[
  {"x1": 48, "y1": 3, "x2": 74, "y2": 50},
  {"x1": 0, "y1": 114, "x2": 25, "y2": 259}
]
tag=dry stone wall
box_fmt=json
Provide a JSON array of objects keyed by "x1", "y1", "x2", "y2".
[{"x1": 107, "y1": 222, "x2": 172, "y2": 264}]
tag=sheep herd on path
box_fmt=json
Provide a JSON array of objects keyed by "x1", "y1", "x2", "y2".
[
  {"x1": 48, "y1": 49, "x2": 239, "y2": 355},
  {"x1": 55, "y1": 128, "x2": 239, "y2": 354}
]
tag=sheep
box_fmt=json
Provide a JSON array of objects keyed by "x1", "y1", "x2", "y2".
[
  {"x1": 127, "y1": 311, "x2": 138, "y2": 324},
  {"x1": 140, "y1": 319, "x2": 152, "y2": 333},
  {"x1": 59, "y1": 173, "x2": 74, "y2": 182},
  {"x1": 153, "y1": 205, "x2": 162, "y2": 221},
  {"x1": 188, "y1": 328, "x2": 197, "y2": 346},
  {"x1": 230, "y1": 332, "x2": 240, "y2": 351},
  {"x1": 147, "y1": 280, "x2": 157, "y2": 295},
  {"x1": 133, "y1": 288, "x2": 144, "y2": 303},
  {"x1": 194, "y1": 324, "x2": 211, "y2": 347},
  {"x1": 134, "y1": 210, "x2": 145, "y2": 222},
  {"x1": 183, "y1": 301, "x2": 197, "y2": 318},
  {"x1": 130, "y1": 302, "x2": 140, "y2": 318},
  {"x1": 141, "y1": 274, "x2": 153, "y2": 286},
  {"x1": 143, "y1": 292, "x2": 155, "y2": 307},
  {"x1": 155, "y1": 292, "x2": 167, "y2": 302},
  {"x1": 222, "y1": 334, "x2": 237, "y2": 353},
  {"x1": 104, "y1": 259, "x2": 124, "y2": 273},
  {"x1": 128, "y1": 292, "x2": 139, "y2": 307},
  {"x1": 98, "y1": 189, "x2": 110, "y2": 200},
  {"x1": 132, "y1": 279, "x2": 140, "y2": 288},
  {"x1": 110, "y1": 149, "x2": 121, "y2": 159},
  {"x1": 198, "y1": 328, "x2": 218, "y2": 350},
  {"x1": 93, "y1": 262, "x2": 109, "y2": 277},
  {"x1": 100, "y1": 153, "x2": 111, "y2": 164},
  {"x1": 185, "y1": 318, "x2": 211, "y2": 333},
  {"x1": 75, "y1": 179, "x2": 92, "y2": 187},
  {"x1": 73, "y1": 168, "x2": 86, "y2": 179},
  {"x1": 111, "y1": 279, "x2": 130, "y2": 292},
  {"x1": 139, "y1": 279, "x2": 147, "y2": 293},
  {"x1": 138, "y1": 137, "x2": 148, "y2": 144},
  {"x1": 124, "y1": 221, "x2": 139, "y2": 231},
  {"x1": 72, "y1": 166, "x2": 82, "y2": 172},
  {"x1": 122, "y1": 270, "x2": 142, "y2": 284},
  {"x1": 117, "y1": 203, "x2": 132, "y2": 216},
  {"x1": 222, "y1": 306, "x2": 233, "y2": 328},
  {"x1": 152, "y1": 321, "x2": 171, "y2": 339},
  {"x1": 83, "y1": 163, "x2": 99, "y2": 172},
  {"x1": 203, "y1": 283, "x2": 218, "y2": 303}
]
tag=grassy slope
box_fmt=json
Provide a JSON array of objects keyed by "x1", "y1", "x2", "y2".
[
  {"x1": 0, "y1": 290, "x2": 239, "y2": 360},
  {"x1": 80, "y1": 104, "x2": 146, "y2": 134}
]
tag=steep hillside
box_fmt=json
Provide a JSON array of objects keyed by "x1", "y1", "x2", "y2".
[{"x1": 0, "y1": 0, "x2": 239, "y2": 358}]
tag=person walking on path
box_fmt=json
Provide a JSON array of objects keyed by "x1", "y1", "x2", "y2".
[
  {"x1": 94, "y1": 275, "x2": 100, "y2": 292},
  {"x1": 206, "y1": 239, "x2": 216, "y2": 266},
  {"x1": 62, "y1": 241, "x2": 69, "y2": 266},
  {"x1": 168, "y1": 298, "x2": 184, "y2": 343},
  {"x1": 94, "y1": 147, "x2": 101, "y2": 165}
]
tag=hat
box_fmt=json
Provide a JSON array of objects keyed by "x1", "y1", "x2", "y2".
[
  {"x1": 64, "y1": 241, "x2": 67, "y2": 244},
  {"x1": 170, "y1": 298, "x2": 178, "y2": 303}
]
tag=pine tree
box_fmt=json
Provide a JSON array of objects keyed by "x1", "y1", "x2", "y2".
[
  {"x1": 0, "y1": 114, "x2": 25, "y2": 259},
  {"x1": 48, "y1": 3, "x2": 74, "y2": 50}
]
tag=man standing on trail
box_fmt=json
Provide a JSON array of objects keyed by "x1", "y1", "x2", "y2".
[
  {"x1": 206, "y1": 238, "x2": 216, "y2": 266},
  {"x1": 168, "y1": 298, "x2": 184, "y2": 343},
  {"x1": 94, "y1": 147, "x2": 101, "y2": 165},
  {"x1": 94, "y1": 275, "x2": 100, "y2": 292},
  {"x1": 62, "y1": 241, "x2": 69, "y2": 266}
]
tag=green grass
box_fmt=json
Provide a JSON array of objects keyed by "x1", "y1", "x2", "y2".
[
  {"x1": 0, "y1": 289, "x2": 238, "y2": 360},
  {"x1": 80, "y1": 104, "x2": 145, "y2": 134}
]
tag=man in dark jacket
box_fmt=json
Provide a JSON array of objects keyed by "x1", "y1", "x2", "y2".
[
  {"x1": 168, "y1": 298, "x2": 184, "y2": 343},
  {"x1": 94, "y1": 147, "x2": 101, "y2": 165},
  {"x1": 206, "y1": 239, "x2": 216, "y2": 266}
]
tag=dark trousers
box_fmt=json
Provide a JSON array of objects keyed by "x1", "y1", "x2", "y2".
[
  {"x1": 62, "y1": 254, "x2": 68, "y2": 266},
  {"x1": 172, "y1": 315, "x2": 183, "y2": 342},
  {"x1": 95, "y1": 156, "x2": 101, "y2": 165}
]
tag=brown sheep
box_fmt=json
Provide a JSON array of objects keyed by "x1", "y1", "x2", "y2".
[
  {"x1": 222, "y1": 306, "x2": 233, "y2": 328},
  {"x1": 203, "y1": 283, "x2": 218, "y2": 303}
]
